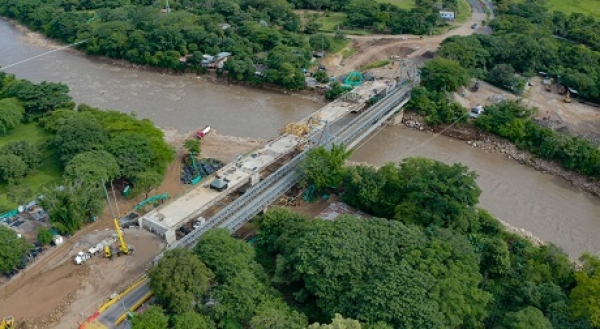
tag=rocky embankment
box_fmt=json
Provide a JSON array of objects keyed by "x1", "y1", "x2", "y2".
[{"x1": 400, "y1": 113, "x2": 600, "y2": 197}]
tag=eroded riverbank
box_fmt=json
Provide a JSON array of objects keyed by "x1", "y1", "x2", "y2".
[{"x1": 351, "y1": 123, "x2": 600, "y2": 259}]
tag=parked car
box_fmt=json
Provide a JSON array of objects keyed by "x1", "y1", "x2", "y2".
[{"x1": 471, "y1": 23, "x2": 478, "y2": 29}]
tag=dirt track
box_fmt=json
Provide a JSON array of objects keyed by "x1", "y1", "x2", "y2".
[
  {"x1": 0, "y1": 129, "x2": 260, "y2": 328},
  {"x1": 329, "y1": 11, "x2": 487, "y2": 77}
]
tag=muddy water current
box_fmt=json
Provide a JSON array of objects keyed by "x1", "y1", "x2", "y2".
[
  {"x1": 0, "y1": 19, "x2": 320, "y2": 139},
  {"x1": 1, "y1": 18, "x2": 598, "y2": 258},
  {"x1": 351, "y1": 126, "x2": 600, "y2": 258}
]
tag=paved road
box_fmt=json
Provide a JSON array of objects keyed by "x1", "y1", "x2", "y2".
[{"x1": 98, "y1": 282, "x2": 151, "y2": 326}]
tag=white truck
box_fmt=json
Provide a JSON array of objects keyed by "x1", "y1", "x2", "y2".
[{"x1": 74, "y1": 251, "x2": 91, "y2": 265}]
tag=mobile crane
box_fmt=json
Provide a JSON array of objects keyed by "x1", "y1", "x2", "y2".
[
  {"x1": 1, "y1": 316, "x2": 14, "y2": 329},
  {"x1": 104, "y1": 218, "x2": 134, "y2": 259}
]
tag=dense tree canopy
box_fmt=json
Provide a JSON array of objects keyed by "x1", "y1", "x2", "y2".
[
  {"x1": 0, "y1": 140, "x2": 41, "y2": 171},
  {"x1": 297, "y1": 144, "x2": 352, "y2": 193},
  {"x1": 420, "y1": 58, "x2": 471, "y2": 92},
  {"x1": 148, "y1": 249, "x2": 214, "y2": 315},
  {"x1": 437, "y1": 0, "x2": 600, "y2": 102},
  {"x1": 258, "y1": 211, "x2": 491, "y2": 328},
  {"x1": 64, "y1": 150, "x2": 120, "y2": 184},
  {"x1": 0, "y1": 98, "x2": 24, "y2": 134},
  {"x1": 0, "y1": 225, "x2": 31, "y2": 273},
  {"x1": 570, "y1": 253, "x2": 600, "y2": 327},
  {"x1": 0, "y1": 154, "x2": 28, "y2": 184},
  {"x1": 1, "y1": 80, "x2": 73, "y2": 117},
  {"x1": 131, "y1": 306, "x2": 169, "y2": 329},
  {"x1": 53, "y1": 114, "x2": 108, "y2": 165}
]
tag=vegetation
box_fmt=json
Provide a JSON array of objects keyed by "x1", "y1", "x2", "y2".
[
  {"x1": 0, "y1": 225, "x2": 31, "y2": 273},
  {"x1": 0, "y1": 73, "x2": 173, "y2": 235},
  {"x1": 145, "y1": 146, "x2": 598, "y2": 328},
  {"x1": 37, "y1": 227, "x2": 53, "y2": 246},
  {"x1": 297, "y1": 144, "x2": 352, "y2": 192},
  {"x1": 361, "y1": 59, "x2": 391, "y2": 70},
  {"x1": 438, "y1": 0, "x2": 600, "y2": 102},
  {"x1": 407, "y1": 86, "x2": 468, "y2": 124},
  {"x1": 474, "y1": 100, "x2": 600, "y2": 180}
]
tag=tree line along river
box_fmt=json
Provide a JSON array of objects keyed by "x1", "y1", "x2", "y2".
[{"x1": 1, "y1": 18, "x2": 599, "y2": 259}]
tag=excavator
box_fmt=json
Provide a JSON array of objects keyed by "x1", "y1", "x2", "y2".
[
  {"x1": 1, "y1": 316, "x2": 14, "y2": 329},
  {"x1": 104, "y1": 218, "x2": 134, "y2": 259}
]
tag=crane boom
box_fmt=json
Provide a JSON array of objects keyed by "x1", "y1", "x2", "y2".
[{"x1": 113, "y1": 218, "x2": 129, "y2": 254}]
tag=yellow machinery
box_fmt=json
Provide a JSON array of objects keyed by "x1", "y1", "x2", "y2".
[
  {"x1": 1, "y1": 316, "x2": 14, "y2": 329},
  {"x1": 104, "y1": 218, "x2": 131, "y2": 259}
]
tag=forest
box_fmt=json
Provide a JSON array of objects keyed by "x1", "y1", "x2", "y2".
[
  {"x1": 0, "y1": 0, "x2": 451, "y2": 90},
  {"x1": 0, "y1": 71, "x2": 173, "y2": 241},
  {"x1": 143, "y1": 149, "x2": 600, "y2": 329},
  {"x1": 437, "y1": 0, "x2": 600, "y2": 102}
]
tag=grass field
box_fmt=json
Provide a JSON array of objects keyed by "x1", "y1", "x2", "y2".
[
  {"x1": 375, "y1": 0, "x2": 416, "y2": 10},
  {"x1": 515, "y1": 0, "x2": 600, "y2": 18},
  {"x1": 315, "y1": 12, "x2": 347, "y2": 31},
  {"x1": 0, "y1": 123, "x2": 62, "y2": 199}
]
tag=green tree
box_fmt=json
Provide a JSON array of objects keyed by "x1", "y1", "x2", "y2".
[
  {"x1": 0, "y1": 154, "x2": 28, "y2": 184},
  {"x1": 134, "y1": 170, "x2": 163, "y2": 199},
  {"x1": 250, "y1": 297, "x2": 308, "y2": 329},
  {"x1": 0, "y1": 225, "x2": 31, "y2": 273},
  {"x1": 172, "y1": 311, "x2": 215, "y2": 329},
  {"x1": 260, "y1": 213, "x2": 490, "y2": 328},
  {"x1": 499, "y1": 307, "x2": 552, "y2": 329},
  {"x1": 195, "y1": 229, "x2": 264, "y2": 282},
  {"x1": 37, "y1": 227, "x2": 53, "y2": 245},
  {"x1": 325, "y1": 82, "x2": 347, "y2": 100},
  {"x1": 184, "y1": 139, "x2": 201, "y2": 155},
  {"x1": 393, "y1": 157, "x2": 481, "y2": 233},
  {"x1": 297, "y1": 144, "x2": 353, "y2": 193},
  {"x1": 54, "y1": 114, "x2": 108, "y2": 165},
  {"x1": 107, "y1": 132, "x2": 155, "y2": 180},
  {"x1": 64, "y1": 150, "x2": 120, "y2": 183},
  {"x1": 149, "y1": 249, "x2": 214, "y2": 314},
  {"x1": 1, "y1": 140, "x2": 41, "y2": 170},
  {"x1": 308, "y1": 314, "x2": 361, "y2": 329},
  {"x1": 0, "y1": 98, "x2": 24, "y2": 134},
  {"x1": 131, "y1": 306, "x2": 169, "y2": 329},
  {"x1": 570, "y1": 253, "x2": 600, "y2": 327},
  {"x1": 40, "y1": 182, "x2": 104, "y2": 234},
  {"x1": 420, "y1": 58, "x2": 470, "y2": 92},
  {"x1": 1, "y1": 80, "x2": 73, "y2": 116}
]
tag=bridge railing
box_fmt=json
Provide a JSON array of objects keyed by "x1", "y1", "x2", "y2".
[{"x1": 166, "y1": 80, "x2": 417, "y2": 251}]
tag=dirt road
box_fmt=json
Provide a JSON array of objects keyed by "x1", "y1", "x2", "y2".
[{"x1": 329, "y1": 6, "x2": 486, "y2": 77}]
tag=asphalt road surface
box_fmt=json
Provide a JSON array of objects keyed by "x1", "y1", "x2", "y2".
[{"x1": 98, "y1": 282, "x2": 151, "y2": 327}]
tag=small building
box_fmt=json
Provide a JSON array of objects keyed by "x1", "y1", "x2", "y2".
[
  {"x1": 313, "y1": 51, "x2": 325, "y2": 59},
  {"x1": 439, "y1": 10, "x2": 455, "y2": 21},
  {"x1": 219, "y1": 23, "x2": 231, "y2": 30},
  {"x1": 215, "y1": 52, "x2": 232, "y2": 69},
  {"x1": 305, "y1": 77, "x2": 317, "y2": 88}
]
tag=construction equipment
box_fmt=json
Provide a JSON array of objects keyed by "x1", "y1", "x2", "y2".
[
  {"x1": 1, "y1": 316, "x2": 14, "y2": 329},
  {"x1": 104, "y1": 218, "x2": 133, "y2": 259},
  {"x1": 564, "y1": 90, "x2": 572, "y2": 103}
]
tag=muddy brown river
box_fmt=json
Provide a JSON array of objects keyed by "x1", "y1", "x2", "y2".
[
  {"x1": 1, "y1": 18, "x2": 599, "y2": 258},
  {"x1": 0, "y1": 19, "x2": 320, "y2": 138},
  {"x1": 351, "y1": 126, "x2": 600, "y2": 258}
]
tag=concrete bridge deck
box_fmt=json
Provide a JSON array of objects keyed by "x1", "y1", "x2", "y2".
[{"x1": 140, "y1": 80, "x2": 393, "y2": 244}]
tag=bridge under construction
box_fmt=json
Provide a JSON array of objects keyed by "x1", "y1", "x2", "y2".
[
  {"x1": 140, "y1": 79, "x2": 397, "y2": 244},
  {"x1": 86, "y1": 69, "x2": 419, "y2": 328}
]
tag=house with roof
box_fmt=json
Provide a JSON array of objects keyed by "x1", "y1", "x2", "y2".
[
  {"x1": 201, "y1": 52, "x2": 232, "y2": 69},
  {"x1": 439, "y1": 10, "x2": 455, "y2": 21}
]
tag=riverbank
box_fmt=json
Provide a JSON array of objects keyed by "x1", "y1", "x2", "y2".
[
  {"x1": 400, "y1": 113, "x2": 600, "y2": 197},
  {"x1": 4, "y1": 17, "x2": 326, "y2": 105}
]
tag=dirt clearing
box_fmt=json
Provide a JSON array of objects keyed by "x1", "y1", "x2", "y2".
[{"x1": 0, "y1": 228, "x2": 163, "y2": 329}]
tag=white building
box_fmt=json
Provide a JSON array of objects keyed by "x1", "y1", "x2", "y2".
[{"x1": 439, "y1": 11, "x2": 455, "y2": 21}]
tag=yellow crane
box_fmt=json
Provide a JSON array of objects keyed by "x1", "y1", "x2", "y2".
[
  {"x1": 104, "y1": 218, "x2": 132, "y2": 259},
  {"x1": 1, "y1": 316, "x2": 14, "y2": 329}
]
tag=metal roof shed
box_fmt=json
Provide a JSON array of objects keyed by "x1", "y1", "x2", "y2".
[{"x1": 210, "y1": 179, "x2": 228, "y2": 192}]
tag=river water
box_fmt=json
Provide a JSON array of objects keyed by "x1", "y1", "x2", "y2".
[
  {"x1": 351, "y1": 126, "x2": 600, "y2": 258},
  {"x1": 0, "y1": 19, "x2": 320, "y2": 139},
  {"x1": 1, "y1": 19, "x2": 599, "y2": 258}
]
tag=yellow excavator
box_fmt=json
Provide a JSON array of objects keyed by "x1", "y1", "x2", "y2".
[
  {"x1": 1, "y1": 316, "x2": 14, "y2": 329},
  {"x1": 104, "y1": 218, "x2": 133, "y2": 259}
]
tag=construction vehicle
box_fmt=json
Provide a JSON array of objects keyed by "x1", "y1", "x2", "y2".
[
  {"x1": 73, "y1": 237, "x2": 115, "y2": 265},
  {"x1": 1, "y1": 316, "x2": 14, "y2": 329},
  {"x1": 104, "y1": 218, "x2": 133, "y2": 259}
]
